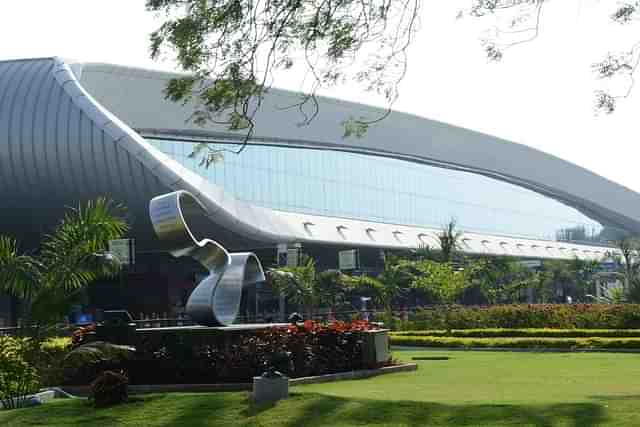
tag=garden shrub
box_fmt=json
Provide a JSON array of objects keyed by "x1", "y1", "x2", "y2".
[
  {"x1": 392, "y1": 329, "x2": 640, "y2": 338},
  {"x1": 403, "y1": 304, "x2": 640, "y2": 330},
  {"x1": 63, "y1": 341, "x2": 136, "y2": 385},
  {"x1": 90, "y1": 370, "x2": 128, "y2": 408},
  {"x1": 0, "y1": 337, "x2": 40, "y2": 410},
  {"x1": 35, "y1": 337, "x2": 71, "y2": 386},
  {"x1": 390, "y1": 334, "x2": 640, "y2": 350}
]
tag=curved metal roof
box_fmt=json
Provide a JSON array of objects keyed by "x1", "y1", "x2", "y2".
[
  {"x1": 78, "y1": 62, "x2": 640, "y2": 234},
  {"x1": 0, "y1": 57, "x2": 627, "y2": 259}
]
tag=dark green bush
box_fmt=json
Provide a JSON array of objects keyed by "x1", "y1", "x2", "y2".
[
  {"x1": 63, "y1": 341, "x2": 136, "y2": 385},
  {"x1": 404, "y1": 305, "x2": 640, "y2": 330},
  {"x1": 90, "y1": 370, "x2": 128, "y2": 408}
]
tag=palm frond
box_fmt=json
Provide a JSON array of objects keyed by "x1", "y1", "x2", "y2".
[
  {"x1": 40, "y1": 198, "x2": 128, "y2": 292},
  {"x1": 0, "y1": 237, "x2": 41, "y2": 300}
]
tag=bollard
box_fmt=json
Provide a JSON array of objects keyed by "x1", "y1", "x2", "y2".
[{"x1": 252, "y1": 370, "x2": 289, "y2": 404}]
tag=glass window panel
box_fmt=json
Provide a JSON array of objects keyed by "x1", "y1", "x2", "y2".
[{"x1": 146, "y1": 137, "x2": 609, "y2": 243}]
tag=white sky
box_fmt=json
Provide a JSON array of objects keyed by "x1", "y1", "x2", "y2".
[{"x1": 1, "y1": 0, "x2": 639, "y2": 192}]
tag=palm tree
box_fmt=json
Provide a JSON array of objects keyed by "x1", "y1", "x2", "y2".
[
  {"x1": 346, "y1": 258, "x2": 413, "y2": 315},
  {"x1": 270, "y1": 255, "x2": 322, "y2": 319},
  {"x1": 613, "y1": 237, "x2": 640, "y2": 293},
  {"x1": 0, "y1": 237, "x2": 42, "y2": 326},
  {"x1": 0, "y1": 198, "x2": 128, "y2": 323},
  {"x1": 438, "y1": 218, "x2": 463, "y2": 263},
  {"x1": 270, "y1": 255, "x2": 354, "y2": 319},
  {"x1": 0, "y1": 237, "x2": 41, "y2": 301}
]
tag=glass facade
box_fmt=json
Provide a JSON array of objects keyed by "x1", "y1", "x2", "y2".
[{"x1": 149, "y1": 138, "x2": 607, "y2": 243}]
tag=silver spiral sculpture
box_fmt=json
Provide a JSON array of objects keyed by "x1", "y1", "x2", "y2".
[{"x1": 149, "y1": 191, "x2": 266, "y2": 326}]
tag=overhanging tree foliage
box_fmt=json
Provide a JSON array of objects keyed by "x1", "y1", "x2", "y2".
[
  {"x1": 147, "y1": 0, "x2": 638, "y2": 163},
  {"x1": 461, "y1": 0, "x2": 640, "y2": 114},
  {"x1": 146, "y1": 0, "x2": 420, "y2": 164}
]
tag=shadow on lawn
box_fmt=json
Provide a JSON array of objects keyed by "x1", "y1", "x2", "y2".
[
  {"x1": 278, "y1": 393, "x2": 607, "y2": 427},
  {"x1": 0, "y1": 393, "x2": 610, "y2": 427}
]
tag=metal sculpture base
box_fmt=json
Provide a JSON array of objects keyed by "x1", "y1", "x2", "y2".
[{"x1": 149, "y1": 191, "x2": 266, "y2": 327}]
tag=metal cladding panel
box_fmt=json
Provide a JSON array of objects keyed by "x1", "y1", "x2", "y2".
[
  {"x1": 0, "y1": 58, "x2": 278, "y2": 250},
  {"x1": 31, "y1": 63, "x2": 57, "y2": 192},
  {"x1": 0, "y1": 59, "x2": 164, "y2": 242}
]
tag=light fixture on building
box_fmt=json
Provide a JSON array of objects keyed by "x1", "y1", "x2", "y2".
[
  {"x1": 365, "y1": 228, "x2": 377, "y2": 241},
  {"x1": 303, "y1": 221, "x2": 315, "y2": 235}
]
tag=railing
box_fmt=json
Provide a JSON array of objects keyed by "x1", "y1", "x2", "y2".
[
  {"x1": 0, "y1": 326, "x2": 20, "y2": 337},
  {"x1": 132, "y1": 316, "x2": 196, "y2": 329}
]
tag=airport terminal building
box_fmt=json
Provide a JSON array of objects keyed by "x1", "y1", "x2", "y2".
[{"x1": 0, "y1": 57, "x2": 637, "y2": 323}]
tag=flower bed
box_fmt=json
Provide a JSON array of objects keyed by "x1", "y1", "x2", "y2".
[{"x1": 65, "y1": 321, "x2": 390, "y2": 385}]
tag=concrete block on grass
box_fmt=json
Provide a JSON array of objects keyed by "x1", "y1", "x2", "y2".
[{"x1": 252, "y1": 376, "x2": 289, "y2": 404}]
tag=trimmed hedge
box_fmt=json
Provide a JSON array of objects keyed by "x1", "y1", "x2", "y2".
[
  {"x1": 390, "y1": 335, "x2": 640, "y2": 350},
  {"x1": 404, "y1": 304, "x2": 640, "y2": 330},
  {"x1": 392, "y1": 329, "x2": 640, "y2": 338}
]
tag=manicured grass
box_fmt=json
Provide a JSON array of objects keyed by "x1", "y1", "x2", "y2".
[
  {"x1": 301, "y1": 350, "x2": 640, "y2": 404},
  {"x1": 3, "y1": 350, "x2": 640, "y2": 426},
  {"x1": 0, "y1": 392, "x2": 622, "y2": 427}
]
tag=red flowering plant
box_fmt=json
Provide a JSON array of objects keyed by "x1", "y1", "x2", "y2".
[
  {"x1": 269, "y1": 319, "x2": 379, "y2": 377},
  {"x1": 71, "y1": 323, "x2": 96, "y2": 347}
]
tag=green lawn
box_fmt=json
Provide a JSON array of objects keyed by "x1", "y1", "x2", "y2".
[{"x1": 3, "y1": 349, "x2": 640, "y2": 426}]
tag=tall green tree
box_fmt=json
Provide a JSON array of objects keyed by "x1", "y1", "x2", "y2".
[
  {"x1": 601, "y1": 237, "x2": 640, "y2": 303},
  {"x1": 466, "y1": 257, "x2": 535, "y2": 304},
  {"x1": 345, "y1": 258, "x2": 413, "y2": 314},
  {"x1": 315, "y1": 270, "x2": 351, "y2": 310},
  {"x1": 613, "y1": 237, "x2": 640, "y2": 292},
  {"x1": 0, "y1": 199, "x2": 128, "y2": 323},
  {"x1": 437, "y1": 219, "x2": 463, "y2": 263},
  {"x1": 411, "y1": 259, "x2": 467, "y2": 304}
]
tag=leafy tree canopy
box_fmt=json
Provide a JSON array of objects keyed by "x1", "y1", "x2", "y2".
[
  {"x1": 147, "y1": 0, "x2": 639, "y2": 166},
  {"x1": 411, "y1": 259, "x2": 468, "y2": 304}
]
